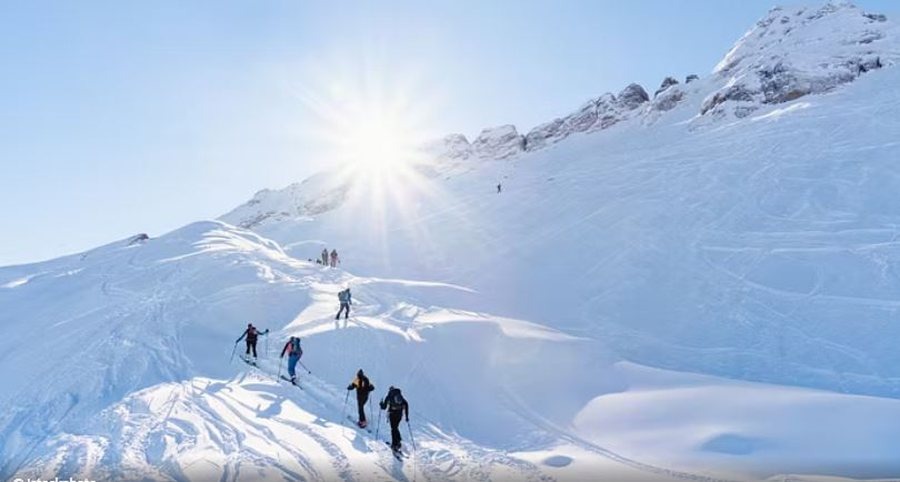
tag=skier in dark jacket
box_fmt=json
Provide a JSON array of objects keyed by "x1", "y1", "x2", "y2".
[
  {"x1": 321, "y1": 248, "x2": 329, "y2": 266},
  {"x1": 279, "y1": 336, "x2": 303, "y2": 385},
  {"x1": 236, "y1": 323, "x2": 268, "y2": 360},
  {"x1": 346, "y1": 369, "x2": 375, "y2": 428},
  {"x1": 335, "y1": 288, "x2": 352, "y2": 320},
  {"x1": 379, "y1": 386, "x2": 409, "y2": 451}
]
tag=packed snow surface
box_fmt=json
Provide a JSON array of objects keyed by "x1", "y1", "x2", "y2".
[{"x1": 5, "y1": 2, "x2": 900, "y2": 481}]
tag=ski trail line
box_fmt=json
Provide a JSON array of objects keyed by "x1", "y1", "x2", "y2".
[{"x1": 501, "y1": 388, "x2": 743, "y2": 482}]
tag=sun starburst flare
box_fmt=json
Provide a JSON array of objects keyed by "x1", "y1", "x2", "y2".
[{"x1": 286, "y1": 53, "x2": 471, "y2": 269}]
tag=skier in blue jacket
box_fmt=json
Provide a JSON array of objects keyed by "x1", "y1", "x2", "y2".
[
  {"x1": 280, "y1": 336, "x2": 303, "y2": 385},
  {"x1": 335, "y1": 288, "x2": 352, "y2": 320}
]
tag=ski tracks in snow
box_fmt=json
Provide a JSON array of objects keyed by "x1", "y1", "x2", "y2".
[{"x1": 499, "y1": 387, "x2": 739, "y2": 482}]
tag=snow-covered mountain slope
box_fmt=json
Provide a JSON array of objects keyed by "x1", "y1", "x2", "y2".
[
  {"x1": 7, "y1": 1, "x2": 900, "y2": 481},
  {"x1": 5, "y1": 220, "x2": 900, "y2": 481},
  {"x1": 0, "y1": 221, "x2": 603, "y2": 481},
  {"x1": 222, "y1": 1, "x2": 900, "y2": 399},
  {"x1": 9, "y1": 220, "x2": 859, "y2": 482}
]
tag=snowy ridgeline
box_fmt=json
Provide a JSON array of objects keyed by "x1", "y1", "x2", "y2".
[
  {"x1": 6, "y1": 1, "x2": 900, "y2": 481},
  {"x1": 223, "y1": 1, "x2": 900, "y2": 229}
]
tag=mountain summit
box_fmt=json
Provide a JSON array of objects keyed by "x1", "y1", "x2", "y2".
[{"x1": 703, "y1": 1, "x2": 899, "y2": 117}]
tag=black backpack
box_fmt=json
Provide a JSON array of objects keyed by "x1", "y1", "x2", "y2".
[{"x1": 386, "y1": 388, "x2": 405, "y2": 412}]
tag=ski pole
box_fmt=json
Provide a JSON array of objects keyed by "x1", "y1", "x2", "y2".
[
  {"x1": 406, "y1": 419, "x2": 417, "y2": 452},
  {"x1": 298, "y1": 360, "x2": 312, "y2": 374},
  {"x1": 229, "y1": 341, "x2": 238, "y2": 363},
  {"x1": 277, "y1": 357, "x2": 283, "y2": 379}
]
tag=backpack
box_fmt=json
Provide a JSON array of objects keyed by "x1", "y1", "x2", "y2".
[
  {"x1": 386, "y1": 389, "x2": 405, "y2": 412},
  {"x1": 291, "y1": 337, "x2": 302, "y2": 356}
]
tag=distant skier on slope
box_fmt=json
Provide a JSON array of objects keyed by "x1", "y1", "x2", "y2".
[
  {"x1": 379, "y1": 386, "x2": 409, "y2": 452},
  {"x1": 347, "y1": 369, "x2": 375, "y2": 428},
  {"x1": 280, "y1": 336, "x2": 303, "y2": 385},
  {"x1": 330, "y1": 249, "x2": 340, "y2": 268},
  {"x1": 497, "y1": 182, "x2": 502, "y2": 194},
  {"x1": 335, "y1": 287, "x2": 352, "y2": 320},
  {"x1": 236, "y1": 323, "x2": 268, "y2": 361},
  {"x1": 321, "y1": 248, "x2": 329, "y2": 266}
]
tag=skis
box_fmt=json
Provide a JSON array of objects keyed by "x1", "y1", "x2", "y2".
[
  {"x1": 279, "y1": 375, "x2": 303, "y2": 390},
  {"x1": 239, "y1": 356, "x2": 258, "y2": 367},
  {"x1": 385, "y1": 442, "x2": 407, "y2": 460}
]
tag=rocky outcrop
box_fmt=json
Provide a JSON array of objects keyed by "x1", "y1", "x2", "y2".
[
  {"x1": 702, "y1": 2, "x2": 897, "y2": 118},
  {"x1": 652, "y1": 85, "x2": 685, "y2": 112},
  {"x1": 700, "y1": 84, "x2": 756, "y2": 116},
  {"x1": 423, "y1": 3, "x2": 898, "y2": 158},
  {"x1": 616, "y1": 83, "x2": 650, "y2": 110},
  {"x1": 654, "y1": 77, "x2": 680, "y2": 97},
  {"x1": 524, "y1": 118, "x2": 567, "y2": 151},
  {"x1": 127, "y1": 233, "x2": 150, "y2": 246},
  {"x1": 472, "y1": 125, "x2": 525, "y2": 159},
  {"x1": 566, "y1": 94, "x2": 617, "y2": 133},
  {"x1": 423, "y1": 133, "x2": 473, "y2": 162},
  {"x1": 521, "y1": 84, "x2": 650, "y2": 151}
]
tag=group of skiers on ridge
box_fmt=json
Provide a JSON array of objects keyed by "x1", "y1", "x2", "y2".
[
  {"x1": 316, "y1": 248, "x2": 340, "y2": 267},
  {"x1": 234, "y1": 287, "x2": 411, "y2": 453}
]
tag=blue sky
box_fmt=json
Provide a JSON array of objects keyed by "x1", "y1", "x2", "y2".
[{"x1": 1, "y1": 0, "x2": 897, "y2": 265}]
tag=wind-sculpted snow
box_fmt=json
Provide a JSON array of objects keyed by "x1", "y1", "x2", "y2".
[
  {"x1": 16, "y1": 374, "x2": 564, "y2": 482},
  {"x1": 0, "y1": 220, "x2": 724, "y2": 481},
  {"x1": 0, "y1": 221, "x2": 312, "y2": 477}
]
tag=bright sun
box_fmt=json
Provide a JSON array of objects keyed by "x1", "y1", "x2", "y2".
[
  {"x1": 286, "y1": 53, "x2": 470, "y2": 268},
  {"x1": 289, "y1": 54, "x2": 448, "y2": 240},
  {"x1": 292, "y1": 61, "x2": 435, "y2": 178}
]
